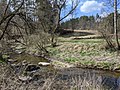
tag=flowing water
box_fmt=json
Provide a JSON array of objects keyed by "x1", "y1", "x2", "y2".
[
  {"x1": 56, "y1": 68, "x2": 120, "y2": 90},
  {"x1": 10, "y1": 54, "x2": 120, "y2": 90}
]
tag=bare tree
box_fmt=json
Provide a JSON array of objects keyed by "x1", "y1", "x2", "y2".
[
  {"x1": 114, "y1": 0, "x2": 120, "y2": 50},
  {"x1": 50, "y1": 0, "x2": 80, "y2": 47},
  {"x1": 0, "y1": 0, "x2": 36, "y2": 42},
  {"x1": 99, "y1": 0, "x2": 120, "y2": 51},
  {"x1": 0, "y1": 0, "x2": 24, "y2": 40}
]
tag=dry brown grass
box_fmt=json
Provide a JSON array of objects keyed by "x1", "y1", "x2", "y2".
[
  {"x1": 73, "y1": 29, "x2": 99, "y2": 34},
  {"x1": 71, "y1": 35, "x2": 103, "y2": 39},
  {"x1": 0, "y1": 63, "x2": 110, "y2": 90}
]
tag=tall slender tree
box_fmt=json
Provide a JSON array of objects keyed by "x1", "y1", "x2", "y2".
[{"x1": 114, "y1": 0, "x2": 120, "y2": 50}]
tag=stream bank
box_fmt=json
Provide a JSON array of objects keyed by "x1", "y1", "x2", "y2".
[
  {"x1": 47, "y1": 38, "x2": 120, "y2": 72},
  {"x1": 4, "y1": 38, "x2": 120, "y2": 72}
]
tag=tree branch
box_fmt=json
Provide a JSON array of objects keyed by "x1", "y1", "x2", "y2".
[{"x1": 60, "y1": 1, "x2": 79, "y2": 22}]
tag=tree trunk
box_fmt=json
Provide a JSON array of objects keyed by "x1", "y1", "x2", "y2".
[
  {"x1": 51, "y1": 33, "x2": 55, "y2": 47},
  {"x1": 114, "y1": 0, "x2": 120, "y2": 50}
]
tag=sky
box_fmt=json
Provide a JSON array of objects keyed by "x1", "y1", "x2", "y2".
[{"x1": 62, "y1": 0, "x2": 120, "y2": 21}]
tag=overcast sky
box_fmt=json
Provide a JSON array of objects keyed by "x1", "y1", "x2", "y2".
[{"x1": 62, "y1": 0, "x2": 120, "y2": 21}]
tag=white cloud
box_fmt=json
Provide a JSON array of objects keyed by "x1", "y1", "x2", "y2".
[
  {"x1": 80, "y1": 0, "x2": 104, "y2": 13},
  {"x1": 100, "y1": 12, "x2": 109, "y2": 18}
]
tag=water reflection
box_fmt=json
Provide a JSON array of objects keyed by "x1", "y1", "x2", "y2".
[{"x1": 56, "y1": 68, "x2": 120, "y2": 90}]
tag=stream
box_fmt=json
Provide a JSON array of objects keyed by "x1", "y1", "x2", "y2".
[{"x1": 9, "y1": 53, "x2": 120, "y2": 90}]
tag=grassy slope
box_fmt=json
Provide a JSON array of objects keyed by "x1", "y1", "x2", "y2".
[{"x1": 47, "y1": 37, "x2": 120, "y2": 71}]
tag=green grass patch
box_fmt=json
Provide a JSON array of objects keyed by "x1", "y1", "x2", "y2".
[
  {"x1": 2, "y1": 55, "x2": 9, "y2": 59},
  {"x1": 79, "y1": 60, "x2": 96, "y2": 67},
  {"x1": 80, "y1": 50, "x2": 100, "y2": 56},
  {"x1": 84, "y1": 60, "x2": 95, "y2": 66},
  {"x1": 0, "y1": 59, "x2": 6, "y2": 63},
  {"x1": 97, "y1": 62, "x2": 114, "y2": 70},
  {"x1": 64, "y1": 57, "x2": 79, "y2": 63},
  {"x1": 48, "y1": 48, "x2": 60, "y2": 55},
  {"x1": 0, "y1": 55, "x2": 7, "y2": 63},
  {"x1": 0, "y1": 60, "x2": 4, "y2": 63}
]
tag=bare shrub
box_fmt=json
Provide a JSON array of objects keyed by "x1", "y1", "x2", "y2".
[
  {"x1": 24, "y1": 32, "x2": 51, "y2": 55},
  {"x1": 98, "y1": 20, "x2": 116, "y2": 51}
]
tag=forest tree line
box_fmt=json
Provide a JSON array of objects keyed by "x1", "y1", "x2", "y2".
[{"x1": 61, "y1": 13, "x2": 120, "y2": 34}]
